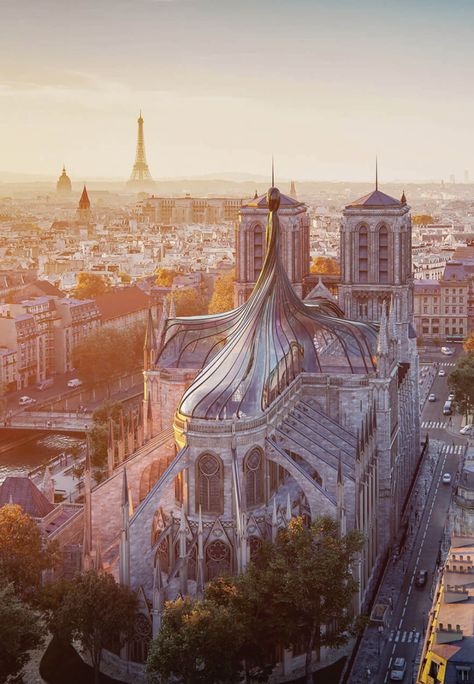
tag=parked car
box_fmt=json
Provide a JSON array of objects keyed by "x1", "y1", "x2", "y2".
[
  {"x1": 460, "y1": 425, "x2": 474, "y2": 435},
  {"x1": 441, "y1": 347, "x2": 454, "y2": 355},
  {"x1": 443, "y1": 400, "x2": 453, "y2": 415},
  {"x1": 438, "y1": 369, "x2": 446, "y2": 377},
  {"x1": 390, "y1": 657, "x2": 407, "y2": 681},
  {"x1": 415, "y1": 570, "x2": 428, "y2": 587},
  {"x1": 37, "y1": 378, "x2": 54, "y2": 391},
  {"x1": 428, "y1": 394, "x2": 436, "y2": 402},
  {"x1": 18, "y1": 396, "x2": 36, "y2": 407},
  {"x1": 442, "y1": 473, "x2": 452, "y2": 484},
  {"x1": 448, "y1": 392, "x2": 455, "y2": 401},
  {"x1": 67, "y1": 378, "x2": 83, "y2": 388}
]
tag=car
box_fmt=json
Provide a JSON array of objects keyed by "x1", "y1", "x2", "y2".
[
  {"x1": 415, "y1": 569, "x2": 428, "y2": 587},
  {"x1": 449, "y1": 392, "x2": 455, "y2": 401},
  {"x1": 442, "y1": 473, "x2": 452, "y2": 484},
  {"x1": 428, "y1": 394, "x2": 437, "y2": 402},
  {"x1": 441, "y1": 347, "x2": 454, "y2": 355},
  {"x1": 37, "y1": 378, "x2": 54, "y2": 391},
  {"x1": 460, "y1": 425, "x2": 474, "y2": 435},
  {"x1": 67, "y1": 378, "x2": 83, "y2": 388},
  {"x1": 18, "y1": 396, "x2": 36, "y2": 407},
  {"x1": 438, "y1": 369, "x2": 446, "y2": 377},
  {"x1": 390, "y1": 657, "x2": 407, "y2": 681}
]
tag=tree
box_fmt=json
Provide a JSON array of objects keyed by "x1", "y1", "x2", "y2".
[
  {"x1": 247, "y1": 517, "x2": 363, "y2": 683},
  {"x1": 44, "y1": 570, "x2": 138, "y2": 684},
  {"x1": 310, "y1": 256, "x2": 340, "y2": 275},
  {"x1": 0, "y1": 504, "x2": 59, "y2": 600},
  {"x1": 74, "y1": 273, "x2": 109, "y2": 299},
  {"x1": 464, "y1": 332, "x2": 474, "y2": 352},
  {"x1": 208, "y1": 272, "x2": 235, "y2": 314},
  {"x1": 412, "y1": 214, "x2": 434, "y2": 225},
  {"x1": 449, "y1": 353, "x2": 474, "y2": 420},
  {"x1": 0, "y1": 581, "x2": 43, "y2": 684},
  {"x1": 169, "y1": 288, "x2": 207, "y2": 317},
  {"x1": 89, "y1": 401, "x2": 122, "y2": 474},
  {"x1": 72, "y1": 323, "x2": 145, "y2": 394},
  {"x1": 147, "y1": 596, "x2": 244, "y2": 684},
  {"x1": 155, "y1": 268, "x2": 178, "y2": 287}
]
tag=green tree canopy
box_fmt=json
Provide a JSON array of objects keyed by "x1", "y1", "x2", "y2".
[
  {"x1": 169, "y1": 288, "x2": 207, "y2": 317},
  {"x1": 449, "y1": 353, "x2": 474, "y2": 419},
  {"x1": 147, "y1": 596, "x2": 244, "y2": 684},
  {"x1": 310, "y1": 256, "x2": 340, "y2": 275},
  {"x1": 208, "y1": 272, "x2": 235, "y2": 315},
  {"x1": 0, "y1": 581, "x2": 43, "y2": 684},
  {"x1": 44, "y1": 570, "x2": 138, "y2": 684},
  {"x1": 72, "y1": 322, "x2": 145, "y2": 393},
  {"x1": 74, "y1": 273, "x2": 109, "y2": 299},
  {"x1": 0, "y1": 504, "x2": 59, "y2": 600}
]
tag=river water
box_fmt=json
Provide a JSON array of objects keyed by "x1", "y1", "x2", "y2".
[{"x1": 0, "y1": 430, "x2": 85, "y2": 483}]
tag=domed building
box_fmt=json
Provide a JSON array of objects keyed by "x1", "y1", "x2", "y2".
[
  {"x1": 56, "y1": 165, "x2": 72, "y2": 195},
  {"x1": 82, "y1": 183, "x2": 420, "y2": 675}
]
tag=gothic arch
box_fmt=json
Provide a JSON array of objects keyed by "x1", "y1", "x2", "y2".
[
  {"x1": 139, "y1": 456, "x2": 171, "y2": 501},
  {"x1": 195, "y1": 452, "x2": 224, "y2": 515},
  {"x1": 243, "y1": 447, "x2": 265, "y2": 509},
  {"x1": 206, "y1": 539, "x2": 232, "y2": 579},
  {"x1": 357, "y1": 224, "x2": 369, "y2": 283},
  {"x1": 250, "y1": 222, "x2": 265, "y2": 281},
  {"x1": 377, "y1": 224, "x2": 389, "y2": 284}
]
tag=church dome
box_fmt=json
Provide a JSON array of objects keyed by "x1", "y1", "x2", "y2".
[
  {"x1": 56, "y1": 166, "x2": 72, "y2": 194},
  {"x1": 157, "y1": 187, "x2": 378, "y2": 421}
]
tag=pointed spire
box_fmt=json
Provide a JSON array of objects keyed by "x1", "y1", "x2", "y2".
[
  {"x1": 377, "y1": 301, "x2": 389, "y2": 356},
  {"x1": 289, "y1": 180, "x2": 297, "y2": 199},
  {"x1": 254, "y1": 189, "x2": 258, "y2": 200},
  {"x1": 337, "y1": 451, "x2": 344, "y2": 486},
  {"x1": 79, "y1": 185, "x2": 90, "y2": 209},
  {"x1": 401, "y1": 189, "x2": 407, "y2": 205},
  {"x1": 375, "y1": 155, "x2": 378, "y2": 191},
  {"x1": 196, "y1": 505, "x2": 205, "y2": 597},
  {"x1": 83, "y1": 437, "x2": 93, "y2": 571},
  {"x1": 122, "y1": 467, "x2": 129, "y2": 507},
  {"x1": 95, "y1": 538, "x2": 103, "y2": 572},
  {"x1": 169, "y1": 290, "x2": 176, "y2": 319},
  {"x1": 271, "y1": 497, "x2": 278, "y2": 542},
  {"x1": 198, "y1": 505, "x2": 204, "y2": 560},
  {"x1": 119, "y1": 468, "x2": 130, "y2": 586},
  {"x1": 388, "y1": 295, "x2": 397, "y2": 341},
  {"x1": 107, "y1": 418, "x2": 115, "y2": 476},
  {"x1": 118, "y1": 410, "x2": 125, "y2": 463},
  {"x1": 286, "y1": 491, "x2": 292, "y2": 523},
  {"x1": 144, "y1": 308, "x2": 156, "y2": 370}
]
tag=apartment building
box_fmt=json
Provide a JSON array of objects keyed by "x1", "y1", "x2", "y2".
[
  {"x1": 53, "y1": 298, "x2": 101, "y2": 373},
  {"x1": 136, "y1": 196, "x2": 246, "y2": 225}
]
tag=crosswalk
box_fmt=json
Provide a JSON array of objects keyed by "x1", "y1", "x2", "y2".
[
  {"x1": 421, "y1": 420, "x2": 447, "y2": 429},
  {"x1": 388, "y1": 629, "x2": 421, "y2": 644},
  {"x1": 441, "y1": 362, "x2": 456, "y2": 367},
  {"x1": 445, "y1": 443, "x2": 464, "y2": 454}
]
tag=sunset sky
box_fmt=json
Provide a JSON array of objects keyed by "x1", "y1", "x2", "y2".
[{"x1": 1, "y1": 0, "x2": 474, "y2": 182}]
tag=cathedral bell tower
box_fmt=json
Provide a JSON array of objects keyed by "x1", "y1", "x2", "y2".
[
  {"x1": 234, "y1": 191, "x2": 310, "y2": 306},
  {"x1": 338, "y1": 184, "x2": 412, "y2": 344}
]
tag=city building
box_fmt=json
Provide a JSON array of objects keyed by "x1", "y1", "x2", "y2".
[
  {"x1": 95, "y1": 286, "x2": 156, "y2": 332},
  {"x1": 74, "y1": 183, "x2": 420, "y2": 678},
  {"x1": 0, "y1": 347, "x2": 17, "y2": 394},
  {"x1": 53, "y1": 297, "x2": 101, "y2": 374},
  {"x1": 77, "y1": 185, "x2": 91, "y2": 225},
  {"x1": 127, "y1": 112, "x2": 155, "y2": 193},
  {"x1": 137, "y1": 195, "x2": 245, "y2": 225},
  {"x1": 0, "y1": 307, "x2": 40, "y2": 388}
]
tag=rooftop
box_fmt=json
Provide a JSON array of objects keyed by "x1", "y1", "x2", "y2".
[
  {"x1": 0, "y1": 476, "x2": 54, "y2": 518},
  {"x1": 346, "y1": 189, "x2": 402, "y2": 209}
]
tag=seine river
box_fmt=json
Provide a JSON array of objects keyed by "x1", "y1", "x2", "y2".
[{"x1": 0, "y1": 430, "x2": 85, "y2": 483}]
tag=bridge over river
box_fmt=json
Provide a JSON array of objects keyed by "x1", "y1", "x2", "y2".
[{"x1": 1, "y1": 411, "x2": 93, "y2": 433}]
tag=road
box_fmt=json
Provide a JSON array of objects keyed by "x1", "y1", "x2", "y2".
[{"x1": 376, "y1": 347, "x2": 464, "y2": 683}]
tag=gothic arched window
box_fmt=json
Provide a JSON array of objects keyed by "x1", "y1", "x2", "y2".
[
  {"x1": 378, "y1": 226, "x2": 389, "y2": 284},
  {"x1": 206, "y1": 540, "x2": 231, "y2": 579},
  {"x1": 244, "y1": 448, "x2": 265, "y2": 508},
  {"x1": 196, "y1": 453, "x2": 223, "y2": 514},
  {"x1": 358, "y1": 226, "x2": 368, "y2": 283},
  {"x1": 252, "y1": 224, "x2": 265, "y2": 281}
]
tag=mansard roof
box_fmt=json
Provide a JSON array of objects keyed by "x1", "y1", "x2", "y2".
[
  {"x1": 346, "y1": 189, "x2": 401, "y2": 209},
  {"x1": 156, "y1": 187, "x2": 377, "y2": 421}
]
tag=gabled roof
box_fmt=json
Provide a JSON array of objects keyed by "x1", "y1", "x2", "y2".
[
  {"x1": 346, "y1": 189, "x2": 401, "y2": 209},
  {"x1": 0, "y1": 477, "x2": 54, "y2": 518}
]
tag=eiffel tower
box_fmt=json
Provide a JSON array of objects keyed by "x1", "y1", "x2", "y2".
[{"x1": 127, "y1": 111, "x2": 155, "y2": 191}]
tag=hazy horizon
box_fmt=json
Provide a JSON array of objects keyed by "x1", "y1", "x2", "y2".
[{"x1": 2, "y1": 0, "x2": 474, "y2": 183}]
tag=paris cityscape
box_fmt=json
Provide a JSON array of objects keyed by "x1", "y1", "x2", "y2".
[{"x1": 2, "y1": 1, "x2": 474, "y2": 683}]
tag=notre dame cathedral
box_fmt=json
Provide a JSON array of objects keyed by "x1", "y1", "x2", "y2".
[{"x1": 78, "y1": 182, "x2": 420, "y2": 678}]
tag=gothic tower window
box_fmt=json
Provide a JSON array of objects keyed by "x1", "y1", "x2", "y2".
[
  {"x1": 252, "y1": 224, "x2": 265, "y2": 281},
  {"x1": 358, "y1": 226, "x2": 368, "y2": 283},
  {"x1": 206, "y1": 540, "x2": 231, "y2": 579},
  {"x1": 378, "y1": 226, "x2": 389, "y2": 284},
  {"x1": 244, "y1": 448, "x2": 265, "y2": 508},
  {"x1": 196, "y1": 453, "x2": 224, "y2": 514}
]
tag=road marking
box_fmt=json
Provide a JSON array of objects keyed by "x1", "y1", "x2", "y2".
[
  {"x1": 394, "y1": 631, "x2": 400, "y2": 642},
  {"x1": 408, "y1": 631, "x2": 413, "y2": 643},
  {"x1": 389, "y1": 630, "x2": 395, "y2": 642},
  {"x1": 401, "y1": 631, "x2": 407, "y2": 642},
  {"x1": 415, "y1": 632, "x2": 420, "y2": 643}
]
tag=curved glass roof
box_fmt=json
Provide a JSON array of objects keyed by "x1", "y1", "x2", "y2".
[{"x1": 157, "y1": 187, "x2": 378, "y2": 420}]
